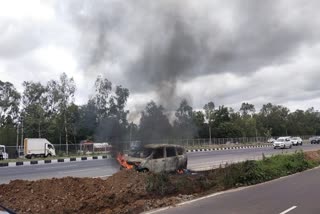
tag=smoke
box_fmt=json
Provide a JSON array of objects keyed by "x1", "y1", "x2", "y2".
[{"x1": 58, "y1": 0, "x2": 318, "y2": 110}]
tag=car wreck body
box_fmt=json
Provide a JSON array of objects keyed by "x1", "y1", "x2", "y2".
[{"x1": 123, "y1": 144, "x2": 188, "y2": 173}]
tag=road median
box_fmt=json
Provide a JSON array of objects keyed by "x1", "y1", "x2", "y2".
[{"x1": 0, "y1": 154, "x2": 111, "y2": 167}]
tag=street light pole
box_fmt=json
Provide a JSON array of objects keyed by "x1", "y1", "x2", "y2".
[
  {"x1": 16, "y1": 123, "x2": 19, "y2": 151},
  {"x1": 20, "y1": 119, "x2": 24, "y2": 151}
]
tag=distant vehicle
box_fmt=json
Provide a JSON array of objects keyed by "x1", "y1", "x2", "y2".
[
  {"x1": 0, "y1": 145, "x2": 9, "y2": 160},
  {"x1": 125, "y1": 144, "x2": 187, "y2": 173},
  {"x1": 291, "y1": 137, "x2": 303, "y2": 146},
  {"x1": 310, "y1": 136, "x2": 320, "y2": 144},
  {"x1": 24, "y1": 138, "x2": 56, "y2": 159},
  {"x1": 273, "y1": 137, "x2": 292, "y2": 149},
  {"x1": 267, "y1": 138, "x2": 276, "y2": 143},
  {"x1": 79, "y1": 140, "x2": 112, "y2": 154}
]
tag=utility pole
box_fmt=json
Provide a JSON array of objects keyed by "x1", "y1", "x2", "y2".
[
  {"x1": 20, "y1": 119, "x2": 24, "y2": 150},
  {"x1": 255, "y1": 128, "x2": 258, "y2": 142},
  {"x1": 209, "y1": 126, "x2": 212, "y2": 144},
  {"x1": 129, "y1": 123, "x2": 132, "y2": 144},
  {"x1": 16, "y1": 124, "x2": 19, "y2": 151}
]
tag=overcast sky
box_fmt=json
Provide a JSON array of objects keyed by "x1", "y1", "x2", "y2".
[{"x1": 1, "y1": 0, "x2": 320, "y2": 118}]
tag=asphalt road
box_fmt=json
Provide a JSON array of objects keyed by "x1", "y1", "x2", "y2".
[
  {"x1": 187, "y1": 143, "x2": 320, "y2": 170},
  {"x1": 151, "y1": 166, "x2": 320, "y2": 214},
  {"x1": 1, "y1": 143, "x2": 320, "y2": 184},
  {"x1": 0, "y1": 159, "x2": 119, "y2": 184}
]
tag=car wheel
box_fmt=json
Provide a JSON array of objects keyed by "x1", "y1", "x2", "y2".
[
  {"x1": 289, "y1": 145, "x2": 292, "y2": 149},
  {"x1": 274, "y1": 147, "x2": 277, "y2": 149}
]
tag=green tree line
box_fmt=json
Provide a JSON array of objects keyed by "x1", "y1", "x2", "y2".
[{"x1": 1, "y1": 73, "x2": 320, "y2": 147}]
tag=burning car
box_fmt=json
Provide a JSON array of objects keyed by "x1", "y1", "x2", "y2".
[{"x1": 118, "y1": 144, "x2": 187, "y2": 173}]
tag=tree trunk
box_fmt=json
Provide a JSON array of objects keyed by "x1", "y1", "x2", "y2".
[
  {"x1": 38, "y1": 120, "x2": 41, "y2": 138},
  {"x1": 209, "y1": 126, "x2": 212, "y2": 144},
  {"x1": 64, "y1": 112, "x2": 68, "y2": 155}
]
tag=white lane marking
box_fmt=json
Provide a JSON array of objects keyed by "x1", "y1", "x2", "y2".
[{"x1": 280, "y1": 206, "x2": 297, "y2": 214}]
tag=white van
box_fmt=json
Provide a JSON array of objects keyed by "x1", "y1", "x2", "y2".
[
  {"x1": 273, "y1": 137, "x2": 292, "y2": 149},
  {"x1": 125, "y1": 144, "x2": 188, "y2": 173}
]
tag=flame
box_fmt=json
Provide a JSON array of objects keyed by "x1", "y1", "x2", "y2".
[
  {"x1": 177, "y1": 169, "x2": 184, "y2": 174},
  {"x1": 117, "y1": 153, "x2": 134, "y2": 170}
]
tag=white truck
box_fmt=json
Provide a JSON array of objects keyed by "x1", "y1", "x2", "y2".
[
  {"x1": 24, "y1": 138, "x2": 56, "y2": 159},
  {"x1": 0, "y1": 145, "x2": 9, "y2": 160}
]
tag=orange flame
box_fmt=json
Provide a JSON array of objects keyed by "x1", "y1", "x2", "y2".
[
  {"x1": 177, "y1": 169, "x2": 184, "y2": 174},
  {"x1": 117, "y1": 153, "x2": 134, "y2": 170}
]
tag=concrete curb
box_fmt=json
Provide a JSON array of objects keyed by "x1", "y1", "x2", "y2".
[
  {"x1": 187, "y1": 144, "x2": 273, "y2": 153},
  {"x1": 0, "y1": 155, "x2": 110, "y2": 168}
]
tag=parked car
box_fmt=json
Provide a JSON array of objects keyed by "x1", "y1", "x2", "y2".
[
  {"x1": 267, "y1": 138, "x2": 276, "y2": 143},
  {"x1": 273, "y1": 137, "x2": 292, "y2": 149},
  {"x1": 125, "y1": 144, "x2": 187, "y2": 173},
  {"x1": 310, "y1": 136, "x2": 320, "y2": 144},
  {"x1": 291, "y1": 137, "x2": 303, "y2": 146}
]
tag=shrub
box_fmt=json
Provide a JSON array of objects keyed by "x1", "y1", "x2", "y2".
[
  {"x1": 145, "y1": 173, "x2": 175, "y2": 196},
  {"x1": 145, "y1": 151, "x2": 317, "y2": 198}
]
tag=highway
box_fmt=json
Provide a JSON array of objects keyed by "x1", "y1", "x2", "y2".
[
  {"x1": 0, "y1": 159, "x2": 119, "y2": 184},
  {"x1": 151, "y1": 166, "x2": 320, "y2": 214},
  {"x1": 1, "y1": 143, "x2": 320, "y2": 184},
  {"x1": 187, "y1": 143, "x2": 320, "y2": 170}
]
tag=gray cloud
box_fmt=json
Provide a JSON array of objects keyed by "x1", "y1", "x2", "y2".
[
  {"x1": 59, "y1": 0, "x2": 320, "y2": 110},
  {"x1": 2, "y1": 1, "x2": 320, "y2": 115}
]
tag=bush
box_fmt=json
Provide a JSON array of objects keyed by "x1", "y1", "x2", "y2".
[
  {"x1": 145, "y1": 173, "x2": 175, "y2": 196},
  {"x1": 145, "y1": 151, "x2": 317, "y2": 197}
]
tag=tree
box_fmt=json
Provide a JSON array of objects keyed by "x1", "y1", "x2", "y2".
[
  {"x1": 214, "y1": 105, "x2": 230, "y2": 127},
  {"x1": 95, "y1": 85, "x2": 130, "y2": 142},
  {"x1": 22, "y1": 81, "x2": 48, "y2": 138},
  {"x1": 173, "y1": 99, "x2": 196, "y2": 138},
  {"x1": 240, "y1": 102, "x2": 255, "y2": 117},
  {"x1": 46, "y1": 73, "x2": 75, "y2": 153},
  {"x1": 0, "y1": 80, "x2": 21, "y2": 126},
  {"x1": 91, "y1": 76, "x2": 112, "y2": 121},
  {"x1": 192, "y1": 111, "x2": 207, "y2": 138},
  {"x1": 77, "y1": 100, "x2": 98, "y2": 141},
  {"x1": 58, "y1": 73, "x2": 76, "y2": 153},
  {"x1": 215, "y1": 122, "x2": 242, "y2": 138},
  {"x1": 257, "y1": 103, "x2": 289, "y2": 136},
  {"x1": 139, "y1": 101, "x2": 172, "y2": 142}
]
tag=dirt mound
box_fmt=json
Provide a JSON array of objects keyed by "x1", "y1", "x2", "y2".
[
  {"x1": 304, "y1": 150, "x2": 320, "y2": 162},
  {"x1": 0, "y1": 170, "x2": 183, "y2": 214}
]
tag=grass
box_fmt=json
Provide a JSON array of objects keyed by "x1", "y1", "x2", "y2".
[{"x1": 145, "y1": 150, "x2": 320, "y2": 196}]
